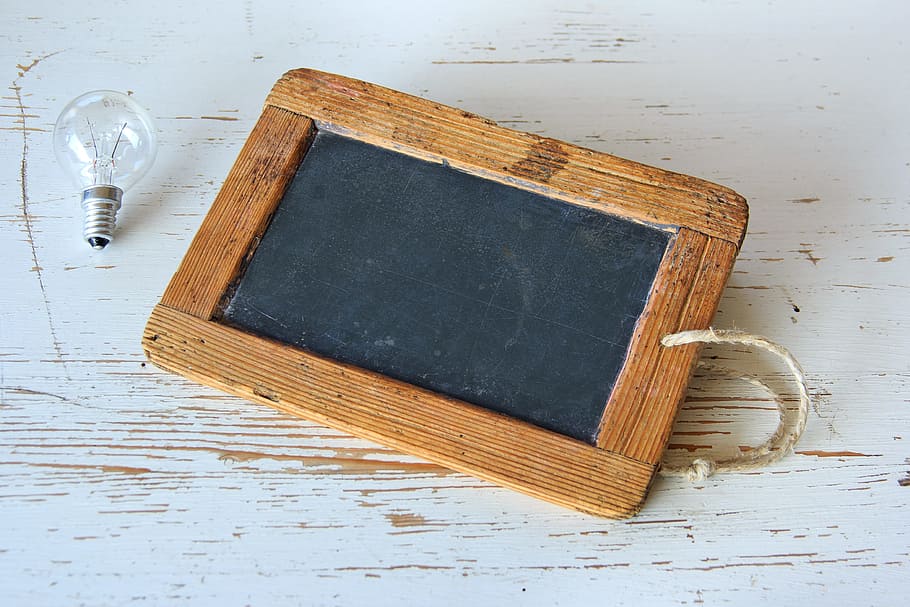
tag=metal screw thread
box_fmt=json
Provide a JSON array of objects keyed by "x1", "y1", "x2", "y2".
[{"x1": 81, "y1": 185, "x2": 123, "y2": 249}]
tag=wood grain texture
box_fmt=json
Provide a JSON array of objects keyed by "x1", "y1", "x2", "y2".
[
  {"x1": 267, "y1": 68, "x2": 749, "y2": 246},
  {"x1": 160, "y1": 106, "x2": 314, "y2": 319},
  {"x1": 598, "y1": 229, "x2": 739, "y2": 462},
  {"x1": 144, "y1": 304, "x2": 654, "y2": 518}
]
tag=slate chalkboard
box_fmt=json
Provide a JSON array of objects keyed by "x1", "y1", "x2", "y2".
[
  {"x1": 146, "y1": 70, "x2": 748, "y2": 515},
  {"x1": 223, "y1": 131, "x2": 670, "y2": 444}
]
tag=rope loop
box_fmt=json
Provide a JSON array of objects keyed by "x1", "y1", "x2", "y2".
[{"x1": 659, "y1": 329, "x2": 810, "y2": 481}]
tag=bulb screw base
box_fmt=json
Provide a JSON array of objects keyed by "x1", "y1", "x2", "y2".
[{"x1": 81, "y1": 185, "x2": 123, "y2": 250}]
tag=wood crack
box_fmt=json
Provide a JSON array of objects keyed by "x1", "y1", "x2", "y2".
[{"x1": 11, "y1": 51, "x2": 68, "y2": 379}]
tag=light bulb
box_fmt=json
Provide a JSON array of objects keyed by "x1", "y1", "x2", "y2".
[{"x1": 53, "y1": 90, "x2": 157, "y2": 249}]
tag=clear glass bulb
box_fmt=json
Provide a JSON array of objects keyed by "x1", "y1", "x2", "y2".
[{"x1": 53, "y1": 90, "x2": 157, "y2": 249}]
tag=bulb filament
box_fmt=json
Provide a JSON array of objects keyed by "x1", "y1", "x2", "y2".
[
  {"x1": 85, "y1": 118, "x2": 128, "y2": 186},
  {"x1": 110, "y1": 122, "x2": 127, "y2": 160}
]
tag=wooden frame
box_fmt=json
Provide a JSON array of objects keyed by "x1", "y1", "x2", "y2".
[{"x1": 143, "y1": 69, "x2": 748, "y2": 518}]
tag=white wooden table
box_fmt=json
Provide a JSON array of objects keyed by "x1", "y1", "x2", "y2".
[{"x1": 2, "y1": 1, "x2": 907, "y2": 604}]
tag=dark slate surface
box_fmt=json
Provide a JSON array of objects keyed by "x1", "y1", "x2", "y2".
[{"x1": 223, "y1": 131, "x2": 671, "y2": 444}]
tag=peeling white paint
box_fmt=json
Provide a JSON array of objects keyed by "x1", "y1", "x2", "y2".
[{"x1": 1, "y1": 1, "x2": 908, "y2": 605}]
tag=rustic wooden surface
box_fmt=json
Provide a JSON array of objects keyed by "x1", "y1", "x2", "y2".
[
  {"x1": 267, "y1": 69, "x2": 749, "y2": 244},
  {"x1": 144, "y1": 305, "x2": 655, "y2": 518},
  {"x1": 2, "y1": 1, "x2": 907, "y2": 605},
  {"x1": 596, "y1": 229, "x2": 738, "y2": 463}
]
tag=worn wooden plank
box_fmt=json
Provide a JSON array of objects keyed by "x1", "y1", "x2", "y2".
[
  {"x1": 160, "y1": 106, "x2": 314, "y2": 319},
  {"x1": 144, "y1": 303, "x2": 655, "y2": 517},
  {"x1": 267, "y1": 69, "x2": 749, "y2": 246},
  {"x1": 598, "y1": 229, "x2": 739, "y2": 463}
]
